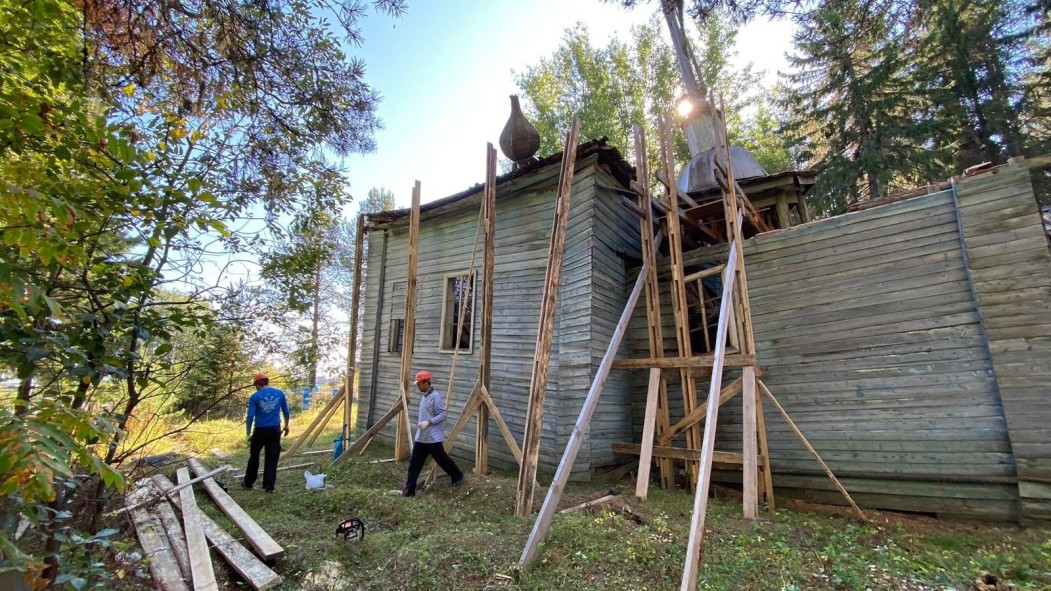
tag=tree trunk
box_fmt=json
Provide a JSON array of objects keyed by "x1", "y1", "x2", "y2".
[{"x1": 308, "y1": 261, "x2": 322, "y2": 390}]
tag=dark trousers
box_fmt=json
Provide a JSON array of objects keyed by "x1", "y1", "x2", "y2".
[
  {"x1": 244, "y1": 426, "x2": 282, "y2": 491},
  {"x1": 404, "y1": 441, "x2": 464, "y2": 496}
]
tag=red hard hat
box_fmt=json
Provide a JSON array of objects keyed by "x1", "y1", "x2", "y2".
[
  {"x1": 414, "y1": 370, "x2": 432, "y2": 384},
  {"x1": 253, "y1": 373, "x2": 269, "y2": 385}
]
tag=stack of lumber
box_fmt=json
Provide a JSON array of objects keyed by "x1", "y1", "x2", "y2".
[{"x1": 125, "y1": 459, "x2": 284, "y2": 591}]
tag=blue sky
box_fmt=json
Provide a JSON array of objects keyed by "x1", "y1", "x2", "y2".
[{"x1": 342, "y1": 0, "x2": 795, "y2": 211}]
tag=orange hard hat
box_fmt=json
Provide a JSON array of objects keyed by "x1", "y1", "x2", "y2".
[
  {"x1": 253, "y1": 373, "x2": 269, "y2": 385},
  {"x1": 414, "y1": 370, "x2": 432, "y2": 384}
]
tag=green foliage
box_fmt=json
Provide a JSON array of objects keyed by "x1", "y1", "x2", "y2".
[
  {"x1": 779, "y1": 1, "x2": 936, "y2": 215},
  {"x1": 1, "y1": 0, "x2": 404, "y2": 586},
  {"x1": 515, "y1": 19, "x2": 687, "y2": 179},
  {"x1": 0, "y1": 401, "x2": 122, "y2": 503},
  {"x1": 515, "y1": 13, "x2": 791, "y2": 183},
  {"x1": 777, "y1": 0, "x2": 1048, "y2": 216}
]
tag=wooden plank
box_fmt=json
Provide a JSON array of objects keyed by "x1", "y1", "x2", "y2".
[
  {"x1": 612, "y1": 354, "x2": 756, "y2": 370},
  {"x1": 558, "y1": 494, "x2": 619, "y2": 514},
  {"x1": 612, "y1": 442, "x2": 761, "y2": 466},
  {"x1": 680, "y1": 230, "x2": 739, "y2": 591},
  {"x1": 113, "y1": 465, "x2": 232, "y2": 517},
  {"x1": 330, "y1": 400, "x2": 401, "y2": 466},
  {"x1": 130, "y1": 503, "x2": 189, "y2": 591},
  {"x1": 635, "y1": 368, "x2": 661, "y2": 500},
  {"x1": 517, "y1": 118, "x2": 580, "y2": 518},
  {"x1": 742, "y1": 366, "x2": 757, "y2": 519},
  {"x1": 153, "y1": 498, "x2": 192, "y2": 583},
  {"x1": 519, "y1": 231, "x2": 657, "y2": 566},
  {"x1": 175, "y1": 468, "x2": 218, "y2": 591},
  {"x1": 186, "y1": 459, "x2": 284, "y2": 560},
  {"x1": 154, "y1": 475, "x2": 282, "y2": 591},
  {"x1": 395, "y1": 181, "x2": 423, "y2": 460}
]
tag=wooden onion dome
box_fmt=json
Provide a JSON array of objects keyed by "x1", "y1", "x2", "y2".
[{"x1": 499, "y1": 94, "x2": 540, "y2": 167}]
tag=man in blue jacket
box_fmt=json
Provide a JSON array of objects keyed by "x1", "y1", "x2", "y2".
[{"x1": 242, "y1": 373, "x2": 290, "y2": 492}]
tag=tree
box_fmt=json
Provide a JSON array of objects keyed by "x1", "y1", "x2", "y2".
[
  {"x1": 778, "y1": 1, "x2": 936, "y2": 213},
  {"x1": 0, "y1": 0, "x2": 404, "y2": 586},
  {"x1": 913, "y1": 0, "x2": 1037, "y2": 170},
  {"x1": 604, "y1": 0, "x2": 804, "y2": 25},
  {"x1": 515, "y1": 14, "x2": 790, "y2": 182}
]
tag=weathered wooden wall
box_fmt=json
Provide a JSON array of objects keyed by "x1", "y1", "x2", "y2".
[
  {"x1": 738, "y1": 188, "x2": 1018, "y2": 521},
  {"x1": 954, "y1": 166, "x2": 1051, "y2": 526},
  {"x1": 357, "y1": 156, "x2": 634, "y2": 478},
  {"x1": 623, "y1": 178, "x2": 1051, "y2": 521},
  {"x1": 586, "y1": 181, "x2": 644, "y2": 469}
]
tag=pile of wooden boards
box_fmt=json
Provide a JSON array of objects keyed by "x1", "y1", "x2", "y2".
[{"x1": 125, "y1": 458, "x2": 284, "y2": 591}]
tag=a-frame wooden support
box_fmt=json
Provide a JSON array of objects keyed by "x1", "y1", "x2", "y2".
[
  {"x1": 330, "y1": 182, "x2": 422, "y2": 467},
  {"x1": 515, "y1": 118, "x2": 581, "y2": 518},
  {"x1": 476, "y1": 143, "x2": 497, "y2": 474},
  {"x1": 632, "y1": 123, "x2": 674, "y2": 494},
  {"x1": 344, "y1": 213, "x2": 366, "y2": 436},
  {"x1": 421, "y1": 143, "x2": 525, "y2": 489},
  {"x1": 519, "y1": 231, "x2": 662, "y2": 567},
  {"x1": 658, "y1": 112, "x2": 703, "y2": 488}
]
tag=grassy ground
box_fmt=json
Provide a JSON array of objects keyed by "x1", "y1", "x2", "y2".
[{"x1": 115, "y1": 412, "x2": 1051, "y2": 591}]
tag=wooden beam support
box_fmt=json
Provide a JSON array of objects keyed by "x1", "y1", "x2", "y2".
[
  {"x1": 286, "y1": 385, "x2": 340, "y2": 453},
  {"x1": 681, "y1": 240, "x2": 739, "y2": 591},
  {"x1": 395, "y1": 181, "x2": 422, "y2": 460},
  {"x1": 479, "y1": 385, "x2": 523, "y2": 464},
  {"x1": 477, "y1": 143, "x2": 497, "y2": 475},
  {"x1": 345, "y1": 213, "x2": 366, "y2": 432},
  {"x1": 658, "y1": 112, "x2": 702, "y2": 489},
  {"x1": 612, "y1": 442, "x2": 763, "y2": 467},
  {"x1": 154, "y1": 476, "x2": 282, "y2": 591},
  {"x1": 516, "y1": 118, "x2": 580, "y2": 518},
  {"x1": 186, "y1": 459, "x2": 284, "y2": 560},
  {"x1": 742, "y1": 366, "x2": 758, "y2": 519},
  {"x1": 758, "y1": 380, "x2": 867, "y2": 521},
  {"x1": 611, "y1": 353, "x2": 756, "y2": 370},
  {"x1": 329, "y1": 399, "x2": 401, "y2": 466},
  {"x1": 519, "y1": 232, "x2": 659, "y2": 567},
  {"x1": 633, "y1": 123, "x2": 674, "y2": 490},
  {"x1": 635, "y1": 368, "x2": 661, "y2": 500},
  {"x1": 657, "y1": 377, "x2": 743, "y2": 446},
  {"x1": 175, "y1": 468, "x2": 218, "y2": 591}
]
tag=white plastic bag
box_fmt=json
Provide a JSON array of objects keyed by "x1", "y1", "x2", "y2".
[{"x1": 304, "y1": 470, "x2": 326, "y2": 490}]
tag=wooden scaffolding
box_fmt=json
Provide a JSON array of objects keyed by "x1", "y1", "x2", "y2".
[{"x1": 518, "y1": 110, "x2": 865, "y2": 589}]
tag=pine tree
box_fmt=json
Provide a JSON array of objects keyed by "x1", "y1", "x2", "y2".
[
  {"x1": 780, "y1": 0, "x2": 931, "y2": 214},
  {"x1": 912, "y1": 0, "x2": 1036, "y2": 171}
]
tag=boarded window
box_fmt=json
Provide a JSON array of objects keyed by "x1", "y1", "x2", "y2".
[
  {"x1": 388, "y1": 318, "x2": 404, "y2": 353},
  {"x1": 439, "y1": 272, "x2": 474, "y2": 352}
]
